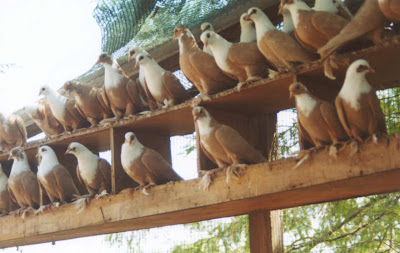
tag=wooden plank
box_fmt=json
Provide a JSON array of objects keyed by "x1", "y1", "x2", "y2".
[
  {"x1": 1, "y1": 134, "x2": 400, "y2": 248},
  {"x1": 249, "y1": 210, "x2": 283, "y2": 253}
]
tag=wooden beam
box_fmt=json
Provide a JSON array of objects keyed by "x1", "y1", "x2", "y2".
[
  {"x1": 249, "y1": 210, "x2": 283, "y2": 253},
  {"x1": 1, "y1": 134, "x2": 400, "y2": 248}
]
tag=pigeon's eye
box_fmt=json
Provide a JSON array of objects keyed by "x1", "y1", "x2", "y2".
[
  {"x1": 139, "y1": 56, "x2": 144, "y2": 61},
  {"x1": 251, "y1": 9, "x2": 257, "y2": 14},
  {"x1": 206, "y1": 25, "x2": 210, "y2": 30},
  {"x1": 207, "y1": 33, "x2": 210, "y2": 39},
  {"x1": 174, "y1": 29, "x2": 177, "y2": 33},
  {"x1": 131, "y1": 50, "x2": 135, "y2": 54},
  {"x1": 41, "y1": 88, "x2": 45, "y2": 91},
  {"x1": 42, "y1": 148, "x2": 46, "y2": 152},
  {"x1": 296, "y1": 85, "x2": 300, "y2": 90}
]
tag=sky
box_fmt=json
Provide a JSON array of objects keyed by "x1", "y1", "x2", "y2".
[{"x1": 0, "y1": 0, "x2": 101, "y2": 116}]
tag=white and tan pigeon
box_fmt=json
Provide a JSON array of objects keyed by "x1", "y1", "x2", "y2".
[
  {"x1": 314, "y1": 0, "x2": 353, "y2": 20},
  {"x1": 36, "y1": 145, "x2": 80, "y2": 212},
  {"x1": 200, "y1": 31, "x2": 270, "y2": 90},
  {"x1": 0, "y1": 113, "x2": 27, "y2": 151},
  {"x1": 135, "y1": 53, "x2": 191, "y2": 109},
  {"x1": 121, "y1": 132, "x2": 182, "y2": 195},
  {"x1": 8, "y1": 147, "x2": 40, "y2": 217},
  {"x1": 192, "y1": 106, "x2": 267, "y2": 190},
  {"x1": 200, "y1": 22, "x2": 215, "y2": 56},
  {"x1": 39, "y1": 85, "x2": 85, "y2": 133},
  {"x1": 0, "y1": 164, "x2": 18, "y2": 215},
  {"x1": 239, "y1": 12, "x2": 257, "y2": 43},
  {"x1": 173, "y1": 25, "x2": 236, "y2": 97},
  {"x1": 245, "y1": 7, "x2": 315, "y2": 72},
  {"x1": 335, "y1": 59, "x2": 387, "y2": 143}
]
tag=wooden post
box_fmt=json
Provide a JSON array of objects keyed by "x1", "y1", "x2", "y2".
[{"x1": 249, "y1": 210, "x2": 283, "y2": 253}]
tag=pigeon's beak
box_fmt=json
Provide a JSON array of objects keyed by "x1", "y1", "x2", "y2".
[
  {"x1": 289, "y1": 91, "x2": 294, "y2": 99},
  {"x1": 7, "y1": 154, "x2": 12, "y2": 161},
  {"x1": 38, "y1": 90, "x2": 42, "y2": 96},
  {"x1": 135, "y1": 61, "x2": 140, "y2": 69},
  {"x1": 35, "y1": 153, "x2": 39, "y2": 158},
  {"x1": 65, "y1": 148, "x2": 71, "y2": 155},
  {"x1": 368, "y1": 67, "x2": 375, "y2": 73},
  {"x1": 244, "y1": 14, "x2": 252, "y2": 21},
  {"x1": 95, "y1": 58, "x2": 101, "y2": 65},
  {"x1": 193, "y1": 113, "x2": 199, "y2": 121},
  {"x1": 278, "y1": 4, "x2": 284, "y2": 15},
  {"x1": 204, "y1": 41, "x2": 208, "y2": 47}
]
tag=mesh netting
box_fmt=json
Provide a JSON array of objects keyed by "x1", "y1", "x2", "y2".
[{"x1": 93, "y1": 0, "x2": 243, "y2": 57}]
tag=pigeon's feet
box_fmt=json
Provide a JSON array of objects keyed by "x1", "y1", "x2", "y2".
[
  {"x1": 225, "y1": 164, "x2": 247, "y2": 183},
  {"x1": 100, "y1": 117, "x2": 119, "y2": 126},
  {"x1": 95, "y1": 190, "x2": 109, "y2": 199},
  {"x1": 141, "y1": 183, "x2": 156, "y2": 196},
  {"x1": 137, "y1": 110, "x2": 152, "y2": 115},
  {"x1": 11, "y1": 207, "x2": 35, "y2": 219},
  {"x1": 293, "y1": 147, "x2": 322, "y2": 169},
  {"x1": 34, "y1": 204, "x2": 52, "y2": 215},
  {"x1": 10, "y1": 208, "x2": 25, "y2": 218},
  {"x1": 73, "y1": 195, "x2": 94, "y2": 214},
  {"x1": 199, "y1": 168, "x2": 222, "y2": 191}
]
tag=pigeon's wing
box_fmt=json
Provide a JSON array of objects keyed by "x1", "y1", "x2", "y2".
[
  {"x1": 335, "y1": 96, "x2": 352, "y2": 137},
  {"x1": 319, "y1": 101, "x2": 348, "y2": 140},
  {"x1": 228, "y1": 42, "x2": 266, "y2": 65},
  {"x1": 141, "y1": 148, "x2": 182, "y2": 183},
  {"x1": 215, "y1": 125, "x2": 267, "y2": 163},
  {"x1": 366, "y1": 91, "x2": 387, "y2": 134},
  {"x1": 162, "y1": 71, "x2": 191, "y2": 102},
  {"x1": 298, "y1": 119, "x2": 314, "y2": 150}
]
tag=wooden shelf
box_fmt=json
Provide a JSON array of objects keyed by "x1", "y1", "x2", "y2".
[
  {"x1": 1, "y1": 134, "x2": 399, "y2": 248},
  {"x1": 2, "y1": 40, "x2": 400, "y2": 163}
]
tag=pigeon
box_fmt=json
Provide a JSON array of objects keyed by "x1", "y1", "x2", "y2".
[
  {"x1": 335, "y1": 59, "x2": 387, "y2": 142},
  {"x1": 36, "y1": 145, "x2": 80, "y2": 209},
  {"x1": 121, "y1": 132, "x2": 182, "y2": 194},
  {"x1": 239, "y1": 12, "x2": 257, "y2": 43},
  {"x1": 63, "y1": 80, "x2": 112, "y2": 127},
  {"x1": 314, "y1": 0, "x2": 353, "y2": 20},
  {"x1": 200, "y1": 22, "x2": 215, "y2": 56},
  {"x1": 192, "y1": 106, "x2": 267, "y2": 189},
  {"x1": 279, "y1": 0, "x2": 349, "y2": 53},
  {"x1": 289, "y1": 82, "x2": 348, "y2": 150},
  {"x1": 379, "y1": 0, "x2": 400, "y2": 21},
  {"x1": 173, "y1": 25, "x2": 236, "y2": 97},
  {"x1": 245, "y1": 7, "x2": 314, "y2": 72},
  {"x1": 39, "y1": 85, "x2": 85, "y2": 133},
  {"x1": 65, "y1": 142, "x2": 111, "y2": 196},
  {"x1": 24, "y1": 100, "x2": 64, "y2": 138},
  {"x1": 318, "y1": 0, "x2": 389, "y2": 78},
  {"x1": 128, "y1": 46, "x2": 156, "y2": 111},
  {"x1": 0, "y1": 113, "x2": 27, "y2": 151},
  {"x1": 200, "y1": 31, "x2": 270, "y2": 90},
  {"x1": 8, "y1": 147, "x2": 41, "y2": 217},
  {"x1": 135, "y1": 53, "x2": 191, "y2": 109},
  {"x1": 0, "y1": 164, "x2": 18, "y2": 215},
  {"x1": 96, "y1": 53, "x2": 144, "y2": 122}
]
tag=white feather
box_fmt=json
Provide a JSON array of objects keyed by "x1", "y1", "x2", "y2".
[
  {"x1": 43, "y1": 88, "x2": 67, "y2": 123},
  {"x1": 103, "y1": 61, "x2": 124, "y2": 89},
  {"x1": 10, "y1": 151, "x2": 31, "y2": 177},
  {"x1": 0, "y1": 172, "x2": 8, "y2": 192},
  {"x1": 140, "y1": 60, "x2": 165, "y2": 100},
  {"x1": 295, "y1": 93, "x2": 317, "y2": 117},
  {"x1": 121, "y1": 138, "x2": 144, "y2": 170},
  {"x1": 72, "y1": 144, "x2": 100, "y2": 185},
  {"x1": 282, "y1": 10, "x2": 295, "y2": 34},
  {"x1": 285, "y1": 1, "x2": 312, "y2": 28},
  {"x1": 196, "y1": 114, "x2": 213, "y2": 136},
  {"x1": 206, "y1": 34, "x2": 233, "y2": 73},
  {"x1": 37, "y1": 146, "x2": 60, "y2": 183},
  {"x1": 314, "y1": 0, "x2": 338, "y2": 13},
  {"x1": 339, "y1": 60, "x2": 372, "y2": 110}
]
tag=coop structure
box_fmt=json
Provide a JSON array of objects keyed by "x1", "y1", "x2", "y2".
[{"x1": 1, "y1": 0, "x2": 400, "y2": 252}]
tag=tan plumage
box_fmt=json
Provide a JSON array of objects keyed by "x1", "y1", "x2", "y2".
[
  {"x1": 96, "y1": 53, "x2": 144, "y2": 121},
  {"x1": 200, "y1": 31, "x2": 270, "y2": 89},
  {"x1": 246, "y1": 7, "x2": 314, "y2": 71},
  {"x1": 378, "y1": 0, "x2": 400, "y2": 21},
  {"x1": 280, "y1": 0, "x2": 349, "y2": 53},
  {"x1": 135, "y1": 53, "x2": 191, "y2": 109},
  {"x1": 65, "y1": 142, "x2": 111, "y2": 195},
  {"x1": 8, "y1": 148, "x2": 40, "y2": 210},
  {"x1": 173, "y1": 25, "x2": 236, "y2": 96},
  {"x1": 289, "y1": 82, "x2": 348, "y2": 149},
  {"x1": 39, "y1": 85, "x2": 86, "y2": 133},
  {"x1": 63, "y1": 80, "x2": 112, "y2": 127},
  {"x1": 335, "y1": 59, "x2": 387, "y2": 141},
  {"x1": 193, "y1": 106, "x2": 267, "y2": 168},
  {"x1": 0, "y1": 113, "x2": 27, "y2": 151},
  {"x1": 121, "y1": 132, "x2": 182, "y2": 190},
  {"x1": 24, "y1": 100, "x2": 64, "y2": 137},
  {"x1": 0, "y1": 164, "x2": 18, "y2": 215},
  {"x1": 318, "y1": 0, "x2": 389, "y2": 59},
  {"x1": 37, "y1": 146, "x2": 80, "y2": 205}
]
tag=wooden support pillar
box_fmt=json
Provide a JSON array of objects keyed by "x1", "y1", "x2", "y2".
[{"x1": 249, "y1": 210, "x2": 283, "y2": 253}]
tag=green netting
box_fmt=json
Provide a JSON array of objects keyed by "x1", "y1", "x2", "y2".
[{"x1": 93, "y1": 0, "x2": 243, "y2": 57}]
